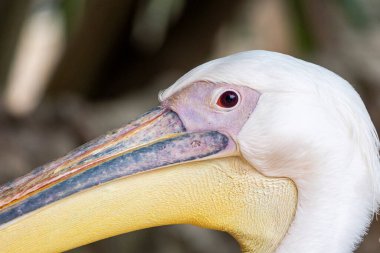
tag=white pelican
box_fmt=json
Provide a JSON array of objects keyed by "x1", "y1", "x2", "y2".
[{"x1": 0, "y1": 50, "x2": 379, "y2": 253}]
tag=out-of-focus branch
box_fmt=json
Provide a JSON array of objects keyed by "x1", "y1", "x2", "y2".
[{"x1": 4, "y1": 5, "x2": 65, "y2": 117}]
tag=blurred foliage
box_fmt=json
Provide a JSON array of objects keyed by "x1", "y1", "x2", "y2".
[
  {"x1": 288, "y1": 0, "x2": 315, "y2": 53},
  {"x1": 0, "y1": 1, "x2": 30, "y2": 88},
  {"x1": 0, "y1": 0, "x2": 379, "y2": 252},
  {"x1": 338, "y1": 0, "x2": 370, "y2": 29},
  {"x1": 60, "y1": 0, "x2": 86, "y2": 36}
]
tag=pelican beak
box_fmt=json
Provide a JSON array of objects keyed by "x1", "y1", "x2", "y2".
[{"x1": 0, "y1": 107, "x2": 297, "y2": 253}]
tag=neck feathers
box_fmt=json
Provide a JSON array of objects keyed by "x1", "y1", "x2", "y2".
[{"x1": 276, "y1": 152, "x2": 377, "y2": 253}]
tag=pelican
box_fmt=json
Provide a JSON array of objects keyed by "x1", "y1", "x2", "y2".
[{"x1": 0, "y1": 50, "x2": 379, "y2": 253}]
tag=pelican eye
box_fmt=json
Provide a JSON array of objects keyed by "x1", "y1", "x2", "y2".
[{"x1": 216, "y1": 90, "x2": 239, "y2": 109}]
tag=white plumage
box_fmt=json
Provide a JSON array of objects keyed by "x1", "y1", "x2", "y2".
[{"x1": 161, "y1": 50, "x2": 380, "y2": 253}]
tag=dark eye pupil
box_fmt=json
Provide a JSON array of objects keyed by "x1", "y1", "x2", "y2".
[{"x1": 217, "y1": 91, "x2": 239, "y2": 108}]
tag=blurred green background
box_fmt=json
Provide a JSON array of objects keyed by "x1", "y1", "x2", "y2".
[{"x1": 0, "y1": 0, "x2": 379, "y2": 252}]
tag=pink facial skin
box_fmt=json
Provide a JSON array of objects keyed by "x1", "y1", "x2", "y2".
[{"x1": 162, "y1": 81, "x2": 260, "y2": 150}]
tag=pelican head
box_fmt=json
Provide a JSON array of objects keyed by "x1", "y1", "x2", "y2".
[{"x1": 0, "y1": 51, "x2": 379, "y2": 253}]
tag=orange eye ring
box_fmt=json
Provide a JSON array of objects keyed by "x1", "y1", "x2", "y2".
[{"x1": 217, "y1": 90, "x2": 239, "y2": 108}]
